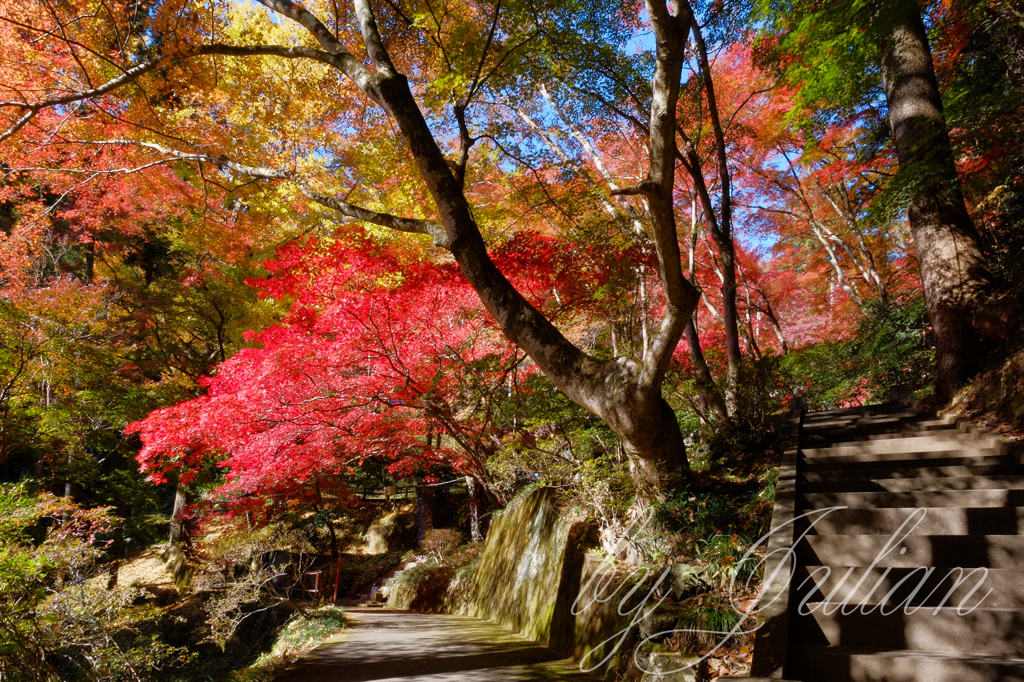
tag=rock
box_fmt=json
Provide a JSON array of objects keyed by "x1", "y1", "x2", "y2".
[
  {"x1": 668, "y1": 564, "x2": 706, "y2": 601},
  {"x1": 638, "y1": 604, "x2": 680, "y2": 641},
  {"x1": 639, "y1": 652, "x2": 701, "y2": 681},
  {"x1": 365, "y1": 506, "x2": 417, "y2": 553},
  {"x1": 599, "y1": 526, "x2": 642, "y2": 566}
]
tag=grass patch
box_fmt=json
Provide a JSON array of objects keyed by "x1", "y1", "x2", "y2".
[{"x1": 231, "y1": 606, "x2": 346, "y2": 682}]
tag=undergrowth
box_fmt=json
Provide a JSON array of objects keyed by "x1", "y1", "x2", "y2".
[
  {"x1": 231, "y1": 606, "x2": 347, "y2": 682},
  {"x1": 388, "y1": 543, "x2": 481, "y2": 612}
]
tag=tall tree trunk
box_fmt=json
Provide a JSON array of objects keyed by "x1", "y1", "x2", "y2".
[
  {"x1": 466, "y1": 476, "x2": 483, "y2": 543},
  {"x1": 685, "y1": 196, "x2": 731, "y2": 425},
  {"x1": 617, "y1": 396, "x2": 692, "y2": 502},
  {"x1": 416, "y1": 485, "x2": 434, "y2": 545},
  {"x1": 362, "y1": 0, "x2": 698, "y2": 503},
  {"x1": 685, "y1": 13, "x2": 742, "y2": 416},
  {"x1": 169, "y1": 482, "x2": 191, "y2": 547},
  {"x1": 879, "y1": 0, "x2": 994, "y2": 402},
  {"x1": 717, "y1": 239, "x2": 743, "y2": 411},
  {"x1": 192, "y1": 0, "x2": 703, "y2": 504}
]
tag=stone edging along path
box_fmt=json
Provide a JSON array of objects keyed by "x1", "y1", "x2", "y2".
[{"x1": 272, "y1": 609, "x2": 598, "y2": 681}]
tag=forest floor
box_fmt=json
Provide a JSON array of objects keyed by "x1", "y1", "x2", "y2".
[{"x1": 270, "y1": 609, "x2": 597, "y2": 681}]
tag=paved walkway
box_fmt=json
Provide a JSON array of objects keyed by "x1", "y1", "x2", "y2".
[{"x1": 274, "y1": 609, "x2": 598, "y2": 682}]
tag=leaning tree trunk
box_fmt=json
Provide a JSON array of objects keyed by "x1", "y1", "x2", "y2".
[
  {"x1": 622, "y1": 409, "x2": 691, "y2": 502},
  {"x1": 362, "y1": 0, "x2": 699, "y2": 504},
  {"x1": 684, "y1": 318, "x2": 731, "y2": 424},
  {"x1": 879, "y1": 0, "x2": 994, "y2": 402}
]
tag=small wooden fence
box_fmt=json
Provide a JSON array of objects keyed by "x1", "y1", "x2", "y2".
[{"x1": 355, "y1": 481, "x2": 468, "y2": 501}]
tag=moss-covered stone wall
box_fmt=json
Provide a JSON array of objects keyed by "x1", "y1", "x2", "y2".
[
  {"x1": 468, "y1": 488, "x2": 569, "y2": 642},
  {"x1": 468, "y1": 488, "x2": 631, "y2": 676}
]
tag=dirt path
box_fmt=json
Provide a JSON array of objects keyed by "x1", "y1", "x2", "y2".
[{"x1": 273, "y1": 609, "x2": 600, "y2": 681}]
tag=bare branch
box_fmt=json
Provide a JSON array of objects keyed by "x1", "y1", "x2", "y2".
[
  {"x1": 0, "y1": 110, "x2": 36, "y2": 144},
  {"x1": 465, "y1": 0, "x2": 502, "y2": 104}
]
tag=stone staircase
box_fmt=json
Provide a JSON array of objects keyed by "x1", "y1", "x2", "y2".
[
  {"x1": 357, "y1": 556, "x2": 425, "y2": 605},
  {"x1": 770, "y1": 403, "x2": 1024, "y2": 681}
]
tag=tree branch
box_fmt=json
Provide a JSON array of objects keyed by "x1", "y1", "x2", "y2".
[
  {"x1": 252, "y1": 0, "x2": 378, "y2": 94},
  {"x1": 65, "y1": 139, "x2": 449, "y2": 247},
  {"x1": 299, "y1": 187, "x2": 449, "y2": 248},
  {"x1": 353, "y1": 0, "x2": 399, "y2": 76},
  {"x1": 0, "y1": 41, "x2": 382, "y2": 144}
]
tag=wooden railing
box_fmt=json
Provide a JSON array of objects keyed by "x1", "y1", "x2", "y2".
[{"x1": 356, "y1": 481, "x2": 468, "y2": 501}]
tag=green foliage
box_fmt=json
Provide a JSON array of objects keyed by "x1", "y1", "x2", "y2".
[
  {"x1": 783, "y1": 296, "x2": 934, "y2": 408},
  {"x1": 0, "y1": 483, "x2": 190, "y2": 682},
  {"x1": 854, "y1": 297, "x2": 935, "y2": 397},
  {"x1": 695, "y1": 534, "x2": 759, "y2": 591},
  {"x1": 985, "y1": 169, "x2": 1024, "y2": 305},
  {"x1": 486, "y1": 375, "x2": 636, "y2": 524},
  {"x1": 653, "y1": 490, "x2": 741, "y2": 539},
  {"x1": 731, "y1": 354, "x2": 791, "y2": 435},
  {"x1": 780, "y1": 341, "x2": 863, "y2": 410},
  {"x1": 674, "y1": 593, "x2": 744, "y2": 648},
  {"x1": 753, "y1": 0, "x2": 890, "y2": 126},
  {"x1": 388, "y1": 543, "x2": 480, "y2": 613}
]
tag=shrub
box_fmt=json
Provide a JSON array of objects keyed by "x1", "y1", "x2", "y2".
[
  {"x1": 652, "y1": 491, "x2": 741, "y2": 539},
  {"x1": 231, "y1": 606, "x2": 346, "y2": 682},
  {"x1": 673, "y1": 593, "x2": 743, "y2": 649},
  {"x1": 783, "y1": 295, "x2": 934, "y2": 409},
  {"x1": 388, "y1": 543, "x2": 480, "y2": 613},
  {"x1": 0, "y1": 483, "x2": 190, "y2": 682},
  {"x1": 695, "y1": 534, "x2": 760, "y2": 591},
  {"x1": 188, "y1": 522, "x2": 317, "y2": 648},
  {"x1": 421, "y1": 529, "x2": 463, "y2": 565}
]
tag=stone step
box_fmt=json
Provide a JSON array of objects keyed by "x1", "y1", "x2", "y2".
[
  {"x1": 798, "y1": 506, "x2": 1024, "y2": 536},
  {"x1": 802, "y1": 446, "x2": 1000, "y2": 466},
  {"x1": 803, "y1": 424, "x2": 962, "y2": 446},
  {"x1": 801, "y1": 475, "x2": 1024, "y2": 494},
  {"x1": 802, "y1": 418, "x2": 946, "y2": 434},
  {"x1": 803, "y1": 407, "x2": 923, "y2": 423},
  {"x1": 802, "y1": 488, "x2": 1024, "y2": 509},
  {"x1": 795, "y1": 534, "x2": 1024, "y2": 569},
  {"x1": 793, "y1": 565, "x2": 1018, "y2": 608},
  {"x1": 789, "y1": 644, "x2": 1024, "y2": 682},
  {"x1": 801, "y1": 462, "x2": 1023, "y2": 482},
  {"x1": 802, "y1": 453, "x2": 1019, "y2": 474},
  {"x1": 793, "y1": 605, "x2": 1024, "y2": 656},
  {"x1": 819, "y1": 432, "x2": 991, "y2": 450},
  {"x1": 803, "y1": 433, "x2": 995, "y2": 456}
]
